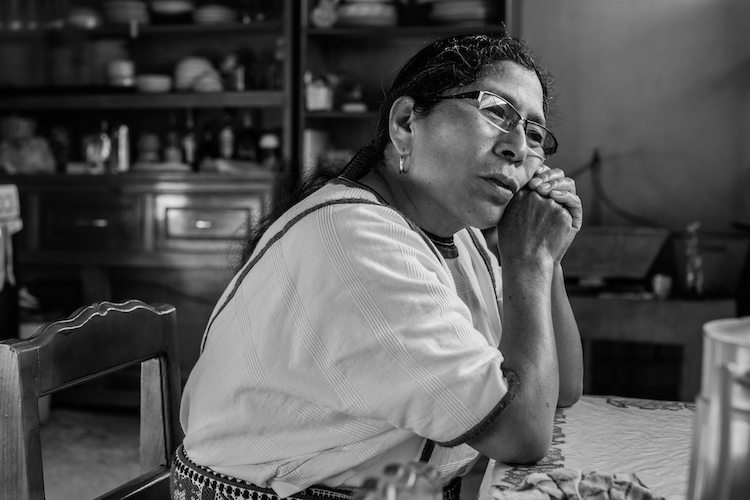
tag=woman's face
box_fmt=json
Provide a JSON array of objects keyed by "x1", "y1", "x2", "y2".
[{"x1": 403, "y1": 61, "x2": 546, "y2": 236}]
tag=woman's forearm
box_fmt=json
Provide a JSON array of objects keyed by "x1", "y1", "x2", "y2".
[
  {"x1": 551, "y1": 263, "x2": 584, "y2": 407},
  {"x1": 468, "y1": 258, "x2": 560, "y2": 464}
]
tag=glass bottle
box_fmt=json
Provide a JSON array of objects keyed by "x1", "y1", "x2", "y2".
[
  {"x1": 684, "y1": 221, "x2": 704, "y2": 297},
  {"x1": 110, "y1": 123, "x2": 130, "y2": 174},
  {"x1": 196, "y1": 122, "x2": 216, "y2": 171},
  {"x1": 163, "y1": 113, "x2": 184, "y2": 164},
  {"x1": 217, "y1": 112, "x2": 235, "y2": 160},
  {"x1": 84, "y1": 120, "x2": 112, "y2": 174},
  {"x1": 264, "y1": 37, "x2": 285, "y2": 90},
  {"x1": 49, "y1": 125, "x2": 70, "y2": 173},
  {"x1": 235, "y1": 110, "x2": 258, "y2": 163},
  {"x1": 182, "y1": 109, "x2": 197, "y2": 170},
  {"x1": 258, "y1": 132, "x2": 281, "y2": 172}
]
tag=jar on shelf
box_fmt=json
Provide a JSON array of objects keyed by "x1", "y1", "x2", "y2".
[{"x1": 258, "y1": 132, "x2": 281, "y2": 172}]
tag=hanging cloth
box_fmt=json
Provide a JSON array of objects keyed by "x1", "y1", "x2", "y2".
[{"x1": 0, "y1": 185, "x2": 22, "y2": 293}]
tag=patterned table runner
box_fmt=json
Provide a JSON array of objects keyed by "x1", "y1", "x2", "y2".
[{"x1": 479, "y1": 395, "x2": 696, "y2": 500}]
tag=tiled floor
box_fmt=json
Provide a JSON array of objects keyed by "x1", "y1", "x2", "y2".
[
  {"x1": 41, "y1": 406, "x2": 487, "y2": 500},
  {"x1": 41, "y1": 408, "x2": 140, "y2": 500}
]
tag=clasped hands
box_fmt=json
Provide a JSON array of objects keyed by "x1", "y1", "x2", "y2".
[{"x1": 496, "y1": 160, "x2": 583, "y2": 265}]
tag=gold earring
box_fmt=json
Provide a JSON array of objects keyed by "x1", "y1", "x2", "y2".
[{"x1": 399, "y1": 155, "x2": 405, "y2": 174}]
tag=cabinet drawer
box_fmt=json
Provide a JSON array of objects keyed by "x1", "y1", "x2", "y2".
[
  {"x1": 155, "y1": 193, "x2": 266, "y2": 252},
  {"x1": 166, "y1": 208, "x2": 248, "y2": 239},
  {"x1": 38, "y1": 195, "x2": 143, "y2": 252}
]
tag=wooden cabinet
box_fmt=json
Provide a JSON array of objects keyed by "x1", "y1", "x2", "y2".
[
  {"x1": 5, "y1": 172, "x2": 273, "y2": 403},
  {"x1": 14, "y1": 172, "x2": 272, "y2": 267}
]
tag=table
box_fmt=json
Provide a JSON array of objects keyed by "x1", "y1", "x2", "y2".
[{"x1": 478, "y1": 395, "x2": 696, "y2": 500}]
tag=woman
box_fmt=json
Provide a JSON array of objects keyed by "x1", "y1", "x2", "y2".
[{"x1": 173, "y1": 33, "x2": 583, "y2": 500}]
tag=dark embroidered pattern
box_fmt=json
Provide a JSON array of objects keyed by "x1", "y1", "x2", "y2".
[
  {"x1": 171, "y1": 445, "x2": 354, "y2": 500},
  {"x1": 491, "y1": 406, "x2": 568, "y2": 490},
  {"x1": 606, "y1": 397, "x2": 696, "y2": 412},
  {"x1": 425, "y1": 234, "x2": 459, "y2": 260},
  {"x1": 419, "y1": 439, "x2": 436, "y2": 463},
  {"x1": 171, "y1": 445, "x2": 462, "y2": 500}
]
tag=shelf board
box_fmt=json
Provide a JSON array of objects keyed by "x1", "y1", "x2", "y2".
[
  {"x1": 305, "y1": 111, "x2": 379, "y2": 119},
  {"x1": 0, "y1": 20, "x2": 284, "y2": 39},
  {"x1": 304, "y1": 24, "x2": 507, "y2": 38},
  {"x1": 0, "y1": 90, "x2": 284, "y2": 110}
]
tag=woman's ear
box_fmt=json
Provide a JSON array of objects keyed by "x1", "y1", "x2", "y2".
[{"x1": 388, "y1": 96, "x2": 415, "y2": 155}]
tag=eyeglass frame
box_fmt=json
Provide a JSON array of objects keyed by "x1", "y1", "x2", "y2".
[{"x1": 431, "y1": 90, "x2": 558, "y2": 158}]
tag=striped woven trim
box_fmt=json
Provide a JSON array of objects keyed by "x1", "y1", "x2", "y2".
[
  {"x1": 171, "y1": 445, "x2": 353, "y2": 500},
  {"x1": 171, "y1": 445, "x2": 463, "y2": 500}
]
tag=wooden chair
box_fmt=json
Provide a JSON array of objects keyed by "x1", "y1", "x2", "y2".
[{"x1": 0, "y1": 299, "x2": 183, "y2": 500}]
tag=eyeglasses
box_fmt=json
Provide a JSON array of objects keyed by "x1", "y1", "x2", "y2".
[{"x1": 434, "y1": 90, "x2": 558, "y2": 158}]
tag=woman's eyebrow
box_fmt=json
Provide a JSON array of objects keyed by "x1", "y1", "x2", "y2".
[{"x1": 489, "y1": 89, "x2": 546, "y2": 124}]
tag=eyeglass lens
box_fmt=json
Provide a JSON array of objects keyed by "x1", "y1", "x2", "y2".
[{"x1": 477, "y1": 93, "x2": 556, "y2": 156}]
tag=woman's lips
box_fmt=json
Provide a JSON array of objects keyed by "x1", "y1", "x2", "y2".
[{"x1": 484, "y1": 177, "x2": 514, "y2": 195}]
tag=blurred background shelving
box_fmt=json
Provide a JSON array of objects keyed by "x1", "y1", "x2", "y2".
[{"x1": 0, "y1": 0, "x2": 516, "y2": 407}]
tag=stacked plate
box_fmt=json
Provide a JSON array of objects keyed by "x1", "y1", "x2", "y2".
[
  {"x1": 151, "y1": 0, "x2": 194, "y2": 14},
  {"x1": 150, "y1": 0, "x2": 194, "y2": 24},
  {"x1": 136, "y1": 74, "x2": 173, "y2": 93},
  {"x1": 103, "y1": 0, "x2": 150, "y2": 24},
  {"x1": 420, "y1": 0, "x2": 501, "y2": 25},
  {"x1": 193, "y1": 4, "x2": 238, "y2": 25},
  {"x1": 174, "y1": 57, "x2": 220, "y2": 91},
  {"x1": 336, "y1": 0, "x2": 397, "y2": 27}
]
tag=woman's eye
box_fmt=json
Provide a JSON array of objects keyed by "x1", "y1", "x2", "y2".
[
  {"x1": 526, "y1": 125, "x2": 546, "y2": 145},
  {"x1": 484, "y1": 105, "x2": 510, "y2": 122}
]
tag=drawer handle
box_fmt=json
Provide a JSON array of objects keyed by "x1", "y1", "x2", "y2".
[
  {"x1": 194, "y1": 220, "x2": 214, "y2": 229},
  {"x1": 75, "y1": 218, "x2": 109, "y2": 228}
]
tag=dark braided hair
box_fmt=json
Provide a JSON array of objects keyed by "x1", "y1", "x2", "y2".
[
  {"x1": 370, "y1": 34, "x2": 553, "y2": 157},
  {"x1": 235, "y1": 34, "x2": 554, "y2": 268}
]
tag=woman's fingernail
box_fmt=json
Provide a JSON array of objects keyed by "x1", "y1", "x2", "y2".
[{"x1": 528, "y1": 178, "x2": 541, "y2": 188}]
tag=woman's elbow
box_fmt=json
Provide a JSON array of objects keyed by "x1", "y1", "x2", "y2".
[
  {"x1": 557, "y1": 387, "x2": 582, "y2": 408},
  {"x1": 504, "y1": 429, "x2": 553, "y2": 464},
  {"x1": 468, "y1": 420, "x2": 553, "y2": 465},
  {"x1": 558, "y1": 375, "x2": 584, "y2": 408}
]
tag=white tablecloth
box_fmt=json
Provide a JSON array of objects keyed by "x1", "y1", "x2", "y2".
[{"x1": 479, "y1": 395, "x2": 696, "y2": 500}]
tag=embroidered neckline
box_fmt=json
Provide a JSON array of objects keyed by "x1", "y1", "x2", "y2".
[{"x1": 423, "y1": 230, "x2": 459, "y2": 259}]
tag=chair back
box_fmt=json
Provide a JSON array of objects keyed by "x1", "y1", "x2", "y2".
[{"x1": 0, "y1": 299, "x2": 183, "y2": 500}]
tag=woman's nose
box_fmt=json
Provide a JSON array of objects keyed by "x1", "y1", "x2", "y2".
[{"x1": 496, "y1": 123, "x2": 528, "y2": 160}]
